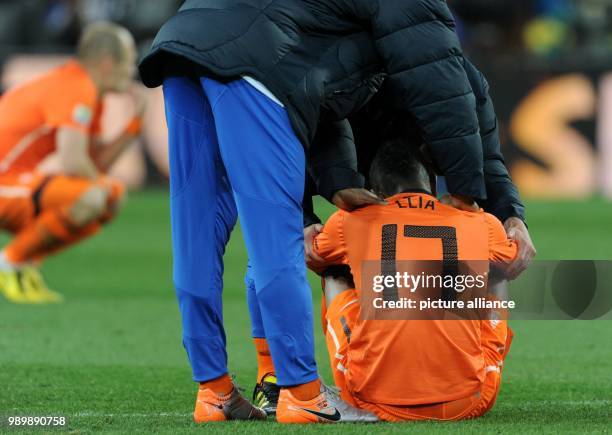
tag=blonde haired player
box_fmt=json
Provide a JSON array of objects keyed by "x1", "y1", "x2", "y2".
[{"x1": 0, "y1": 22, "x2": 146, "y2": 303}]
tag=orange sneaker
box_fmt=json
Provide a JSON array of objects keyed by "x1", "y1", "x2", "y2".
[
  {"x1": 276, "y1": 383, "x2": 378, "y2": 424},
  {"x1": 194, "y1": 384, "x2": 267, "y2": 423}
]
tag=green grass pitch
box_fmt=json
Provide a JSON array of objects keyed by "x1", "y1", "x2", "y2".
[{"x1": 0, "y1": 190, "x2": 610, "y2": 434}]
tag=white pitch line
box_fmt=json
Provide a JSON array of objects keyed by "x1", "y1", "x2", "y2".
[
  {"x1": 67, "y1": 400, "x2": 612, "y2": 419},
  {"x1": 518, "y1": 400, "x2": 612, "y2": 407},
  {"x1": 72, "y1": 411, "x2": 192, "y2": 418}
]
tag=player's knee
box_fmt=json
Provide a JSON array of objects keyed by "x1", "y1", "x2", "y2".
[
  {"x1": 176, "y1": 286, "x2": 220, "y2": 312},
  {"x1": 109, "y1": 180, "x2": 126, "y2": 204},
  {"x1": 104, "y1": 181, "x2": 127, "y2": 219},
  {"x1": 70, "y1": 186, "x2": 109, "y2": 226}
]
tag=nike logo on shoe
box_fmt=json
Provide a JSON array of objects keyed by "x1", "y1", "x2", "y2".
[{"x1": 300, "y1": 407, "x2": 341, "y2": 422}]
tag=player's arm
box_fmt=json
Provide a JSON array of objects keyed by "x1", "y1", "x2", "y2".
[
  {"x1": 91, "y1": 120, "x2": 141, "y2": 172},
  {"x1": 486, "y1": 213, "x2": 519, "y2": 273},
  {"x1": 308, "y1": 119, "x2": 384, "y2": 211},
  {"x1": 304, "y1": 120, "x2": 382, "y2": 267},
  {"x1": 462, "y1": 58, "x2": 536, "y2": 277},
  {"x1": 303, "y1": 174, "x2": 328, "y2": 267},
  {"x1": 56, "y1": 127, "x2": 99, "y2": 179},
  {"x1": 308, "y1": 211, "x2": 349, "y2": 274},
  {"x1": 463, "y1": 58, "x2": 525, "y2": 223},
  {"x1": 91, "y1": 86, "x2": 147, "y2": 172}
]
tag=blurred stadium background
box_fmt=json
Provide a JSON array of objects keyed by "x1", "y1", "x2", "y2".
[
  {"x1": 0, "y1": 0, "x2": 611, "y2": 199},
  {"x1": 0, "y1": 1, "x2": 610, "y2": 433}
]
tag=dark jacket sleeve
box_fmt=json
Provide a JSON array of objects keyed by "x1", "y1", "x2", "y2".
[
  {"x1": 303, "y1": 174, "x2": 322, "y2": 228},
  {"x1": 307, "y1": 119, "x2": 364, "y2": 202},
  {"x1": 338, "y1": 0, "x2": 486, "y2": 199},
  {"x1": 462, "y1": 58, "x2": 526, "y2": 223}
]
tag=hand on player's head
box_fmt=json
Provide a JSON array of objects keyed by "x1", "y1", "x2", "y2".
[
  {"x1": 129, "y1": 84, "x2": 149, "y2": 119},
  {"x1": 103, "y1": 39, "x2": 137, "y2": 93},
  {"x1": 77, "y1": 22, "x2": 137, "y2": 93}
]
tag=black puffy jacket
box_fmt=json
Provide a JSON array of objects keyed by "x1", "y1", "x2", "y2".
[
  {"x1": 139, "y1": 0, "x2": 487, "y2": 199},
  {"x1": 305, "y1": 57, "x2": 525, "y2": 227}
]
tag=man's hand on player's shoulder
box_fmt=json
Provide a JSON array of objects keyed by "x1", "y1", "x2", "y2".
[
  {"x1": 440, "y1": 194, "x2": 480, "y2": 212},
  {"x1": 504, "y1": 217, "x2": 536, "y2": 279},
  {"x1": 332, "y1": 188, "x2": 386, "y2": 211}
]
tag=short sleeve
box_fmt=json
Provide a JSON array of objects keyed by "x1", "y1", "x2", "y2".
[
  {"x1": 485, "y1": 213, "x2": 518, "y2": 264},
  {"x1": 310, "y1": 211, "x2": 349, "y2": 270},
  {"x1": 42, "y1": 79, "x2": 98, "y2": 133}
]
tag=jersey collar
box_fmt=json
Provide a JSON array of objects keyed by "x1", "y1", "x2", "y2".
[{"x1": 385, "y1": 190, "x2": 437, "y2": 202}]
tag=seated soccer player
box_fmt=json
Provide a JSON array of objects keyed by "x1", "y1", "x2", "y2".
[
  {"x1": 0, "y1": 22, "x2": 146, "y2": 303},
  {"x1": 304, "y1": 140, "x2": 519, "y2": 421}
]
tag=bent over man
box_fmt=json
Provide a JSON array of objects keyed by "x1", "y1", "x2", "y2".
[{"x1": 139, "y1": 0, "x2": 514, "y2": 423}]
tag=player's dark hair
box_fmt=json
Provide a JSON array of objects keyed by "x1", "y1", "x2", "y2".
[{"x1": 369, "y1": 137, "x2": 433, "y2": 198}]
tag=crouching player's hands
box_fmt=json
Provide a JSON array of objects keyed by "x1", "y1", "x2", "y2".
[
  {"x1": 129, "y1": 83, "x2": 148, "y2": 120},
  {"x1": 332, "y1": 188, "x2": 386, "y2": 211},
  {"x1": 504, "y1": 217, "x2": 536, "y2": 279}
]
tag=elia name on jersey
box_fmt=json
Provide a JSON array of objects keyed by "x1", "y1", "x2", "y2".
[{"x1": 394, "y1": 195, "x2": 436, "y2": 210}]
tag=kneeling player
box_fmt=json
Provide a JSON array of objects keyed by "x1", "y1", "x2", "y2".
[
  {"x1": 0, "y1": 23, "x2": 145, "y2": 303},
  {"x1": 307, "y1": 141, "x2": 519, "y2": 421}
]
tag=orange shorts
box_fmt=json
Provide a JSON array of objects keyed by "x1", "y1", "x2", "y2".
[
  {"x1": 0, "y1": 172, "x2": 124, "y2": 233},
  {"x1": 323, "y1": 289, "x2": 514, "y2": 422}
]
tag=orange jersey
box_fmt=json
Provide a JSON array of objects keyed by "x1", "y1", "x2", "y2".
[
  {"x1": 0, "y1": 60, "x2": 103, "y2": 175},
  {"x1": 312, "y1": 192, "x2": 517, "y2": 406}
]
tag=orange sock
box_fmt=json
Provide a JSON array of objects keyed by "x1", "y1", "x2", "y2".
[
  {"x1": 4, "y1": 208, "x2": 103, "y2": 264},
  {"x1": 4, "y1": 209, "x2": 73, "y2": 264},
  {"x1": 32, "y1": 221, "x2": 100, "y2": 262},
  {"x1": 287, "y1": 379, "x2": 321, "y2": 401},
  {"x1": 254, "y1": 338, "x2": 275, "y2": 382},
  {"x1": 199, "y1": 374, "x2": 233, "y2": 395}
]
